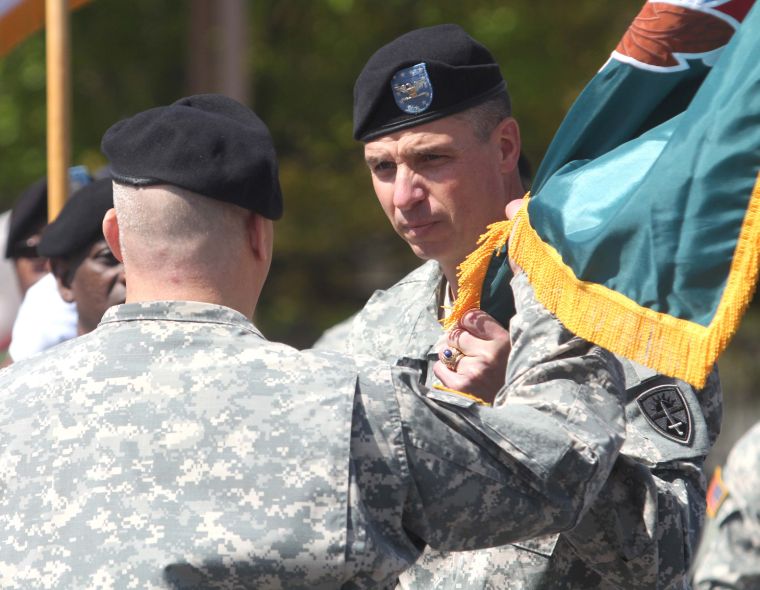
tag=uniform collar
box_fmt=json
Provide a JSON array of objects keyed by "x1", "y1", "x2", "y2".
[{"x1": 99, "y1": 301, "x2": 262, "y2": 337}]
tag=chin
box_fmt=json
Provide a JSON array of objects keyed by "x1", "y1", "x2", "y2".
[{"x1": 409, "y1": 244, "x2": 448, "y2": 264}]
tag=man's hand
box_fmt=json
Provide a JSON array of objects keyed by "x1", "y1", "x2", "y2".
[
  {"x1": 505, "y1": 197, "x2": 523, "y2": 221},
  {"x1": 435, "y1": 309, "x2": 511, "y2": 404}
]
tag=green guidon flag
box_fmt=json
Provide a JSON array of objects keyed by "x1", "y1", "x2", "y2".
[{"x1": 450, "y1": 0, "x2": 759, "y2": 388}]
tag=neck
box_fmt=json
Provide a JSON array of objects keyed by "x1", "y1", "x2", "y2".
[
  {"x1": 124, "y1": 275, "x2": 258, "y2": 320},
  {"x1": 441, "y1": 263, "x2": 459, "y2": 299}
]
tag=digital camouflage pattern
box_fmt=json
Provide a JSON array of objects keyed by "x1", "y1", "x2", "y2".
[
  {"x1": 692, "y1": 421, "x2": 760, "y2": 589},
  {"x1": 0, "y1": 289, "x2": 625, "y2": 589},
  {"x1": 316, "y1": 261, "x2": 723, "y2": 589}
]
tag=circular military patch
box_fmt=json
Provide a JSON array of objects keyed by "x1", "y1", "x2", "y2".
[
  {"x1": 391, "y1": 63, "x2": 434, "y2": 114},
  {"x1": 636, "y1": 385, "x2": 692, "y2": 444}
]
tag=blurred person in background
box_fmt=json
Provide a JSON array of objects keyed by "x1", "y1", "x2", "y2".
[
  {"x1": 0, "y1": 210, "x2": 22, "y2": 359},
  {"x1": 3, "y1": 169, "x2": 90, "y2": 364},
  {"x1": 37, "y1": 177, "x2": 125, "y2": 336},
  {"x1": 4, "y1": 177, "x2": 53, "y2": 295},
  {"x1": 692, "y1": 421, "x2": 760, "y2": 589}
]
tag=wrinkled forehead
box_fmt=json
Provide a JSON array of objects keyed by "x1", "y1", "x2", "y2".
[{"x1": 363, "y1": 115, "x2": 477, "y2": 159}]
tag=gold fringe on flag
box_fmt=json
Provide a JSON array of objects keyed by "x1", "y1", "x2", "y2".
[
  {"x1": 448, "y1": 174, "x2": 760, "y2": 389},
  {"x1": 443, "y1": 218, "x2": 514, "y2": 331}
]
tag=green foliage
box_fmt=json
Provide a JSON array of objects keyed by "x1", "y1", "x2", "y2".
[
  {"x1": 0, "y1": 36, "x2": 47, "y2": 192},
  {"x1": 0, "y1": 0, "x2": 189, "y2": 200}
]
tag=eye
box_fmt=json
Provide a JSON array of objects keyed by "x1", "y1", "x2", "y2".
[
  {"x1": 94, "y1": 248, "x2": 119, "y2": 266},
  {"x1": 371, "y1": 161, "x2": 396, "y2": 173},
  {"x1": 419, "y1": 153, "x2": 446, "y2": 164}
]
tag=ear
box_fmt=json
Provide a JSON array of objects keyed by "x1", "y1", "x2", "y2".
[
  {"x1": 246, "y1": 212, "x2": 274, "y2": 264},
  {"x1": 102, "y1": 208, "x2": 124, "y2": 262},
  {"x1": 50, "y1": 258, "x2": 75, "y2": 303},
  {"x1": 492, "y1": 117, "x2": 521, "y2": 175}
]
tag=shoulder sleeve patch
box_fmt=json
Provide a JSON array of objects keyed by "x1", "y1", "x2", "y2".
[
  {"x1": 706, "y1": 466, "x2": 729, "y2": 518},
  {"x1": 635, "y1": 384, "x2": 692, "y2": 444}
]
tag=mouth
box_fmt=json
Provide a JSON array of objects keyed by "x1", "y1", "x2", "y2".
[{"x1": 400, "y1": 220, "x2": 437, "y2": 237}]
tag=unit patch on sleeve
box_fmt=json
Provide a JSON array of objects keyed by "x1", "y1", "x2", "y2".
[
  {"x1": 706, "y1": 466, "x2": 729, "y2": 518},
  {"x1": 636, "y1": 384, "x2": 692, "y2": 444}
]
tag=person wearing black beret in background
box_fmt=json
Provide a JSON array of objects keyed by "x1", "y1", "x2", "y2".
[
  {"x1": 313, "y1": 22, "x2": 722, "y2": 590},
  {"x1": 0, "y1": 211, "x2": 22, "y2": 357},
  {"x1": 0, "y1": 94, "x2": 629, "y2": 588},
  {"x1": 3, "y1": 168, "x2": 91, "y2": 365},
  {"x1": 4, "y1": 177, "x2": 53, "y2": 295},
  {"x1": 38, "y1": 177, "x2": 125, "y2": 336},
  {"x1": 4, "y1": 169, "x2": 91, "y2": 294}
]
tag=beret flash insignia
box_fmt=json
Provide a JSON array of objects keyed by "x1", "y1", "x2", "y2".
[{"x1": 391, "y1": 63, "x2": 433, "y2": 114}]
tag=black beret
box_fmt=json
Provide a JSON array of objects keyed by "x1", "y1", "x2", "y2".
[
  {"x1": 353, "y1": 24, "x2": 509, "y2": 141},
  {"x1": 5, "y1": 177, "x2": 48, "y2": 259},
  {"x1": 38, "y1": 178, "x2": 113, "y2": 259},
  {"x1": 101, "y1": 94, "x2": 283, "y2": 220},
  {"x1": 5, "y1": 166, "x2": 93, "y2": 259}
]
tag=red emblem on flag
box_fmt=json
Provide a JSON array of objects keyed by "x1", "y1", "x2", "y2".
[
  {"x1": 713, "y1": 0, "x2": 755, "y2": 22},
  {"x1": 613, "y1": 1, "x2": 748, "y2": 71}
]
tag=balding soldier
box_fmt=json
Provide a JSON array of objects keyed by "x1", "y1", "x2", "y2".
[
  {"x1": 315, "y1": 25, "x2": 722, "y2": 589},
  {"x1": 0, "y1": 95, "x2": 626, "y2": 588}
]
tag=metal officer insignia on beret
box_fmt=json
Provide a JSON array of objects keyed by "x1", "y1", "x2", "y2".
[
  {"x1": 391, "y1": 62, "x2": 433, "y2": 114},
  {"x1": 636, "y1": 385, "x2": 692, "y2": 444}
]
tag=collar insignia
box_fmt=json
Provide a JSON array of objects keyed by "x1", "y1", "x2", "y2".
[
  {"x1": 636, "y1": 385, "x2": 692, "y2": 444},
  {"x1": 391, "y1": 62, "x2": 433, "y2": 114}
]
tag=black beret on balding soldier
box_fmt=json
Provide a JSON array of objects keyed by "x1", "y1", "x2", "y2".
[
  {"x1": 101, "y1": 94, "x2": 283, "y2": 220},
  {"x1": 353, "y1": 24, "x2": 509, "y2": 141},
  {"x1": 38, "y1": 178, "x2": 113, "y2": 259}
]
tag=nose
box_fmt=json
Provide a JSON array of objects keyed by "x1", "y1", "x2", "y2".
[{"x1": 392, "y1": 167, "x2": 425, "y2": 211}]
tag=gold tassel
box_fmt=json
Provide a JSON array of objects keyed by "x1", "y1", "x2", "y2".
[{"x1": 443, "y1": 218, "x2": 514, "y2": 331}]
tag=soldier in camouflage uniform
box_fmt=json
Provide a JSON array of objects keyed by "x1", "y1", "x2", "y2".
[
  {"x1": 692, "y1": 421, "x2": 760, "y2": 589},
  {"x1": 0, "y1": 95, "x2": 628, "y2": 589},
  {"x1": 316, "y1": 24, "x2": 723, "y2": 589}
]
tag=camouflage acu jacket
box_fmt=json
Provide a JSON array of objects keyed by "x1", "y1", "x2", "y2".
[
  {"x1": 316, "y1": 261, "x2": 723, "y2": 590},
  {"x1": 0, "y1": 295, "x2": 625, "y2": 589},
  {"x1": 692, "y1": 421, "x2": 760, "y2": 589}
]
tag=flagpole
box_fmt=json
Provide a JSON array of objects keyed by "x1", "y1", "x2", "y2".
[{"x1": 45, "y1": 0, "x2": 71, "y2": 221}]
